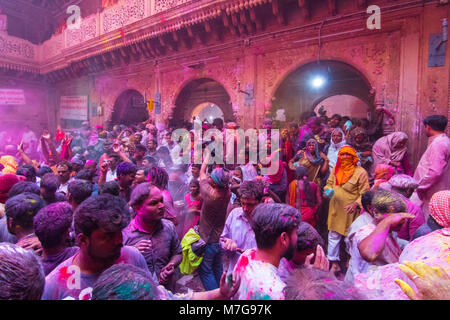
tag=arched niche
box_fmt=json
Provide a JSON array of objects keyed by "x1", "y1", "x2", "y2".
[
  {"x1": 191, "y1": 102, "x2": 224, "y2": 124},
  {"x1": 170, "y1": 78, "x2": 234, "y2": 127},
  {"x1": 271, "y1": 60, "x2": 374, "y2": 122},
  {"x1": 109, "y1": 89, "x2": 148, "y2": 127},
  {"x1": 314, "y1": 94, "x2": 371, "y2": 119}
]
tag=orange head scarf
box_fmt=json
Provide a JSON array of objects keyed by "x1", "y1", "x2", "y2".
[{"x1": 334, "y1": 146, "x2": 359, "y2": 186}]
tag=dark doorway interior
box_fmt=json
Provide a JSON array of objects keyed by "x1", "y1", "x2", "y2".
[{"x1": 110, "y1": 89, "x2": 148, "y2": 127}]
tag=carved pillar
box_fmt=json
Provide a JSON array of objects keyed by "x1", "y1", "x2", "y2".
[
  {"x1": 398, "y1": 18, "x2": 421, "y2": 166},
  {"x1": 146, "y1": 0, "x2": 153, "y2": 16}
]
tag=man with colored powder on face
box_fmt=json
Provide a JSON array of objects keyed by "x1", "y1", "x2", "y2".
[
  {"x1": 197, "y1": 152, "x2": 231, "y2": 291},
  {"x1": 348, "y1": 189, "x2": 413, "y2": 281},
  {"x1": 84, "y1": 160, "x2": 98, "y2": 182},
  {"x1": 220, "y1": 180, "x2": 265, "y2": 274},
  {"x1": 380, "y1": 174, "x2": 425, "y2": 241},
  {"x1": 278, "y1": 221, "x2": 328, "y2": 283},
  {"x1": 232, "y1": 203, "x2": 301, "y2": 300},
  {"x1": 115, "y1": 161, "x2": 137, "y2": 202},
  {"x1": 56, "y1": 161, "x2": 72, "y2": 195},
  {"x1": 123, "y1": 183, "x2": 182, "y2": 291},
  {"x1": 41, "y1": 194, "x2": 149, "y2": 300}
]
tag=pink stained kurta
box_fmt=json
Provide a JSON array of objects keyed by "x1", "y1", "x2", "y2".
[{"x1": 411, "y1": 133, "x2": 450, "y2": 218}]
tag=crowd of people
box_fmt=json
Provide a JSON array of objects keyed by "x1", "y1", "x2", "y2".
[{"x1": 0, "y1": 109, "x2": 448, "y2": 300}]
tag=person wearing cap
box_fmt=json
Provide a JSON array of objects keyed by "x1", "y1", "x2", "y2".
[
  {"x1": 197, "y1": 152, "x2": 231, "y2": 290},
  {"x1": 412, "y1": 190, "x2": 450, "y2": 240}
]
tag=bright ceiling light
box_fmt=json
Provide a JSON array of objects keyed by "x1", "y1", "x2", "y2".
[{"x1": 312, "y1": 76, "x2": 326, "y2": 88}]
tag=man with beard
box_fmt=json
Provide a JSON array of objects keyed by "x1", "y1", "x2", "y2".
[
  {"x1": 220, "y1": 180, "x2": 265, "y2": 274},
  {"x1": 41, "y1": 194, "x2": 149, "y2": 300},
  {"x1": 232, "y1": 203, "x2": 300, "y2": 300}
]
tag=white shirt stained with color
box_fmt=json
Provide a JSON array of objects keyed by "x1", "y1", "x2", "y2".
[{"x1": 232, "y1": 249, "x2": 285, "y2": 300}]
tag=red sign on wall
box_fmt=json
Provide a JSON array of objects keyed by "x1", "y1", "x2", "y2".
[{"x1": 60, "y1": 96, "x2": 88, "y2": 120}]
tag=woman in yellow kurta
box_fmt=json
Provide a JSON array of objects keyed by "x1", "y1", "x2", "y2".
[{"x1": 324, "y1": 146, "x2": 370, "y2": 273}]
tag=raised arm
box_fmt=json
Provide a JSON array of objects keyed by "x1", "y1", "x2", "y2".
[
  {"x1": 17, "y1": 142, "x2": 37, "y2": 169},
  {"x1": 319, "y1": 152, "x2": 329, "y2": 175},
  {"x1": 97, "y1": 160, "x2": 108, "y2": 191},
  {"x1": 113, "y1": 140, "x2": 132, "y2": 163},
  {"x1": 41, "y1": 131, "x2": 60, "y2": 163},
  {"x1": 200, "y1": 151, "x2": 210, "y2": 181},
  {"x1": 358, "y1": 213, "x2": 413, "y2": 262}
]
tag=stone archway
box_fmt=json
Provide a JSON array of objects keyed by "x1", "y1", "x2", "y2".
[
  {"x1": 271, "y1": 60, "x2": 374, "y2": 122},
  {"x1": 170, "y1": 78, "x2": 234, "y2": 127},
  {"x1": 314, "y1": 95, "x2": 371, "y2": 119},
  {"x1": 191, "y1": 102, "x2": 224, "y2": 124},
  {"x1": 109, "y1": 89, "x2": 148, "y2": 127}
]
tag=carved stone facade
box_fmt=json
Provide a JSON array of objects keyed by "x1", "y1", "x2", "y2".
[
  {"x1": 154, "y1": 0, "x2": 195, "y2": 13},
  {"x1": 0, "y1": 35, "x2": 35, "y2": 60},
  {"x1": 66, "y1": 15, "x2": 98, "y2": 48},
  {"x1": 102, "y1": 0, "x2": 146, "y2": 34},
  {"x1": 0, "y1": 0, "x2": 448, "y2": 167}
]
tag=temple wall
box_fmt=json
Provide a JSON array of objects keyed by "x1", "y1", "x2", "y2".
[
  {"x1": 9, "y1": 1, "x2": 446, "y2": 168},
  {"x1": 0, "y1": 76, "x2": 52, "y2": 139}
]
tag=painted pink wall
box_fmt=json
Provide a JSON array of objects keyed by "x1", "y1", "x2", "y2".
[{"x1": 0, "y1": 77, "x2": 53, "y2": 142}]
